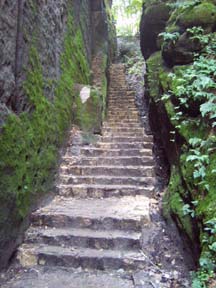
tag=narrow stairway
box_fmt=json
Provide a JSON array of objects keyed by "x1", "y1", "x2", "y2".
[{"x1": 2, "y1": 64, "x2": 187, "y2": 287}]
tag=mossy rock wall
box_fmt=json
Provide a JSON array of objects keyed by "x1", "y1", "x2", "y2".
[
  {"x1": 0, "y1": 0, "x2": 115, "y2": 269},
  {"x1": 141, "y1": 0, "x2": 216, "y2": 273}
]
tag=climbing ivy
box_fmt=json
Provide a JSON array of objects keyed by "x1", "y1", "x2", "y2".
[{"x1": 160, "y1": 28, "x2": 216, "y2": 286}]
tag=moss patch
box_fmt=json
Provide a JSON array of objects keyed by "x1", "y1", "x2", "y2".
[
  {"x1": 0, "y1": 10, "x2": 91, "y2": 264},
  {"x1": 177, "y1": 2, "x2": 216, "y2": 29}
]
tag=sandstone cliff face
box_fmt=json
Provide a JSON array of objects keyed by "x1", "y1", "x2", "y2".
[
  {"x1": 140, "y1": 0, "x2": 216, "y2": 275},
  {"x1": 0, "y1": 0, "x2": 115, "y2": 269}
]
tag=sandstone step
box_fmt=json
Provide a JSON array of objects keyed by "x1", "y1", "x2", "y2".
[
  {"x1": 108, "y1": 105, "x2": 137, "y2": 110},
  {"x1": 57, "y1": 184, "x2": 154, "y2": 198},
  {"x1": 31, "y1": 196, "x2": 150, "y2": 231},
  {"x1": 108, "y1": 97, "x2": 135, "y2": 101},
  {"x1": 100, "y1": 136, "x2": 153, "y2": 143},
  {"x1": 80, "y1": 148, "x2": 152, "y2": 157},
  {"x1": 107, "y1": 112, "x2": 139, "y2": 117},
  {"x1": 59, "y1": 175, "x2": 155, "y2": 187},
  {"x1": 60, "y1": 165, "x2": 154, "y2": 177},
  {"x1": 107, "y1": 117, "x2": 140, "y2": 122},
  {"x1": 106, "y1": 120, "x2": 140, "y2": 125},
  {"x1": 96, "y1": 142, "x2": 152, "y2": 149},
  {"x1": 103, "y1": 132, "x2": 145, "y2": 138},
  {"x1": 103, "y1": 123, "x2": 142, "y2": 129},
  {"x1": 26, "y1": 227, "x2": 142, "y2": 250},
  {"x1": 18, "y1": 244, "x2": 147, "y2": 271},
  {"x1": 63, "y1": 156, "x2": 154, "y2": 166},
  {"x1": 107, "y1": 111, "x2": 138, "y2": 114},
  {"x1": 2, "y1": 267, "x2": 134, "y2": 288},
  {"x1": 102, "y1": 127, "x2": 144, "y2": 133}
]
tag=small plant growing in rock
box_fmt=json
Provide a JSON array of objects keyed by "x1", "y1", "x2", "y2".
[{"x1": 159, "y1": 31, "x2": 180, "y2": 45}]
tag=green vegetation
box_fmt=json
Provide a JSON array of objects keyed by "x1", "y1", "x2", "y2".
[
  {"x1": 112, "y1": 0, "x2": 143, "y2": 36},
  {"x1": 144, "y1": 1, "x2": 216, "y2": 286}
]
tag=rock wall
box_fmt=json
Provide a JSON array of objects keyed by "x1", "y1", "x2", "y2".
[
  {"x1": 140, "y1": 0, "x2": 216, "y2": 279},
  {"x1": 0, "y1": 0, "x2": 116, "y2": 269}
]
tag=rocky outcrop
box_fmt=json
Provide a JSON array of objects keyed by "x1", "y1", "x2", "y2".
[
  {"x1": 0, "y1": 0, "x2": 115, "y2": 269},
  {"x1": 140, "y1": 0, "x2": 216, "y2": 280},
  {"x1": 140, "y1": 2, "x2": 171, "y2": 59}
]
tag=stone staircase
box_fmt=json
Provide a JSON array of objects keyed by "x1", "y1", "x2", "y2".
[{"x1": 12, "y1": 64, "x2": 156, "y2": 286}]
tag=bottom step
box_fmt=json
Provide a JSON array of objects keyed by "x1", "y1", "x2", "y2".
[
  {"x1": 18, "y1": 244, "x2": 147, "y2": 271},
  {"x1": 2, "y1": 267, "x2": 134, "y2": 288}
]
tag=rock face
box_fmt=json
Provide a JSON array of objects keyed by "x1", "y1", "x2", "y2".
[
  {"x1": 140, "y1": 2, "x2": 171, "y2": 59},
  {"x1": 0, "y1": 0, "x2": 115, "y2": 269},
  {"x1": 140, "y1": 0, "x2": 216, "y2": 274}
]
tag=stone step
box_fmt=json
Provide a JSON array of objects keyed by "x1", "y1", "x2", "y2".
[
  {"x1": 18, "y1": 244, "x2": 147, "y2": 271},
  {"x1": 106, "y1": 121, "x2": 140, "y2": 125},
  {"x1": 108, "y1": 97, "x2": 135, "y2": 101},
  {"x1": 2, "y1": 267, "x2": 134, "y2": 288},
  {"x1": 103, "y1": 132, "x2": 145, "y2": 137},
  {"x1": 60, "y1": 165, "x2": 154, "y2": 177},
  {"x1": 107, "y1": 111, "x2": 138, "y2": 116},
  {"x1": 103, "y1": 123, "x2": 142, "y2": 129},
  {"x1": 26, "y1": 227, "x2": 142, "y2": 250},
  {"x1": 57, "y1": 184, "x2": 154, "y2": 198},
  {"x1": 59, "y1": 175, "x2": 155, "y2": 187},
  {"x1": 107, "y1": 117, "x2": 140, "y2": 122},
  {"x1": 96, "y1": 142, "x2": 152, "y2": 149},
  {"x1": 100, "y1": 136, "x2": 152, "y2": 143},
  {"x1": 102, "y1": 127, "x2": 144, "y2": 133},
  {"x1": 62, "y1": 156, "x2": 154, "y2": 166},
  {"x1": 79, "y1": 148, "x2": 152, "y2": 157},
  {"x1": 108, "y1": 109, "x2": 138, "y2": 113},
  {"x1": 108, "y1": 105, "x2": 137, "y2": 110},
  {"x1": 31, "y1": 196, "x2": 150, "y2": 231},
  {"x1": 108, "y1": 106, "x2": 138, "y2": 111},
  {"x1": 107, "y1": 113, "x2": 139, "y2": 117}
]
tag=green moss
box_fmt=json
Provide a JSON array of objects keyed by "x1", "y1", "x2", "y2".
[
  {"x1": 163, "y1": 166, "x2": 194, "y2": 240},
  {"x1": 146, "y1": 52, "x2": 164, "y2": 100},
  {"x1": 196, "y1": 153, "x2": 216, "y2": 219},
  {"x1": 0, "y1": 12, "x2": 91, "y2": 219},
  {"x1": 177, "y1": 2, "x2": 216, "y2": 28}
]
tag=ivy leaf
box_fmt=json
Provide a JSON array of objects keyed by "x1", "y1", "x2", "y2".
[
  {"x1": 200, "y1": 102, "x2": 214, "y2": 117},
  {"x1": 209, "y1": 242, "x2": 216, "y2": 252},
  {"x1": 189, "y1": 138, "x2": 202, "y2": 147}
]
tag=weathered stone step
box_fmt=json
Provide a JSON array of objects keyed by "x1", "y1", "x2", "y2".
[
  {"x1": 107, "y1": 111, "x2": 138, "y2": 116},
  {"x1": 108, "y1": 109, "x2": 138, "y2": 113},
  {"x1": 102, "y1": 127, "x2": 144, "y2": 133},
  {"x1": 108, "y1": 105, "x2": 137, "y2": 110},
  {"x1": 59, "y1": 175, "x2": 155, "y2": 186},
  {"x1": 18, "y1": 244, "x2": 147, "y2": 271},
  {"x1": 106, "y1": 121, "x2": 140, "y2": 125},
  {"x1": 101, "y1": 136, "x2": 152, "y2": 143},
  {"x1": 80, "y1": 148, "x2": 152, "y2": 157},
  {"x1": 109, "y1": 99, "x2": 134, "y2": 102},
  {"x1": 107, "y1": 112, "x2": 139, "y2": 117},
  {"x1": 103, "y1": 121, "x2": 141, "y2": 126},
  {"x1": 31, "y1": 196, "x2": 150, "y2": 231},
  {"x1": 103, "y1": 132, "x2": 144, "y2": 138},
  {"x1": 2, "y1": 267, "x2": 134, "y2": 288},
  {"x1": 96, "y1": 142, "x2": 152, "y2": 149},
  {"x1": 108, "y1": 97, "x2": 135, "y2": 101},
  {"x1": 60, "y1": 165, "x2": 154, "y2": 177},
  {"x1": 63, "y1": 156, "x2": 154, "y2": 166},
  {"x1": 26, "y1": 227, "x2": 142, "y2": 250},
  {"x1": 107, "y1": 117, "x2": 140, "y2": 122},
  {"x1": 108, "y1": 106, "x2": 138, "y2": 111},
  {"x1": 57, "y1": 184, "x2": 154, "y2": 198}
]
